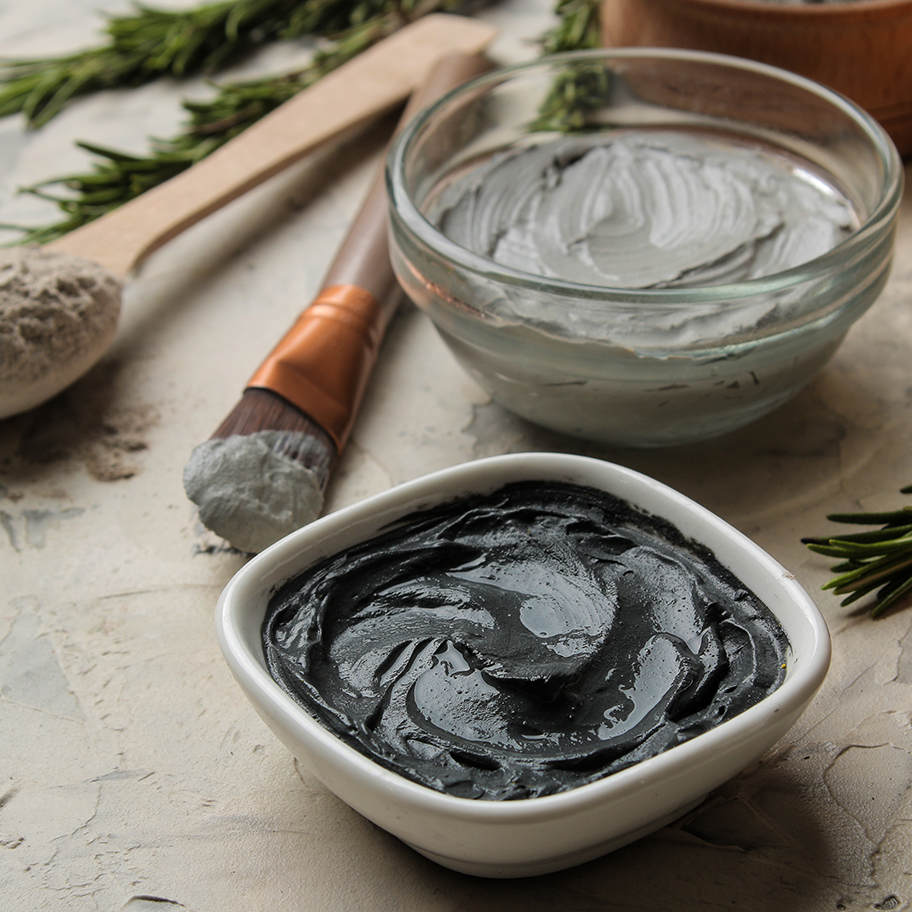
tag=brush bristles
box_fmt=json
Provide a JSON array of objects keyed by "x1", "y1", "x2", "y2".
[{"x1": 212, "y1": 387, "x2": 337, "y2": 491}]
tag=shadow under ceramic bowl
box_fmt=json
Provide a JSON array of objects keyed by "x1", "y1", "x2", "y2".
[
  {"x1": 215, "y1": 453, "x2": 830, "y2": 878},
  {"x1": 386, "y1": 49, "x2": 903, "y2": 447}
]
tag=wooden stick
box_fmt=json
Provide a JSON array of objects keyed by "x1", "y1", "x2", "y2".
[{"x1": 47, "y1": 15, "x2": 498, "y2": 277}]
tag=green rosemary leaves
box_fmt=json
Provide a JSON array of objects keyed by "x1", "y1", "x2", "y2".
[
  {"x1": 1, "y1": 0, "x2": 607, "y2": 242},
  {"x1": 4, "y1": 0, "x2": 466, "y2": 242},
  {"x1": 803, "y1": 486, "x2": 912, "y2": 618},
  {"x1": 0, "y1": 0, "x2": 394, "y2": 128},
  {"x1": 531, "y1": 0, "x2": 606, "y2": 132},
  {"x1": 540, "y1": 0, "x2": 602, "y2": 55}
]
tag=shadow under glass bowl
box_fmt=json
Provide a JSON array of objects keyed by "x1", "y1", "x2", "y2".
[{"x1": 386, "y1": 49, "x2": 903, "y2": 446}]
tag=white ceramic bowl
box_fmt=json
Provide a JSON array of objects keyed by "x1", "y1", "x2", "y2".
[{"x1": 215, "y1": 453, "x2": 830, "y2": 878}]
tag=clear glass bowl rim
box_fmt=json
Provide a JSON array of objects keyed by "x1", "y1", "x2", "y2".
[{"x1": 386, "y1": 47, "x2": 905, "y2": 311}]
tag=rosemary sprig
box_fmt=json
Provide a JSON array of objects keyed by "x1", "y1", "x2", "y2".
[
  {"x1": 802, "y1": 486, "x2": 912, "y2": 618},
  {"x1": 4, "y1": 0, "x2": 597, "y2": 244},
  {"x1": 0, "y1": 0, "x2": 392, "y2": 128},
  {"x1": 532, "y1": 0, "x2": 608, "y2": 133},
  {"x1": 8, "y1": 1, "x2": 464, "y2": 244}
]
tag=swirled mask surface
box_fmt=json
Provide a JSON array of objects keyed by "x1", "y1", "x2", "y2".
[
  {"x1": 431, "y1": 131, "x2": 855, "y2": 288},
  {"x1": 263, "y1": 482, "x2": 788, "y2": 800}
]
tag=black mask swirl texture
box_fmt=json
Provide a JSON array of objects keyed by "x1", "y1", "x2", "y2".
[{"x1": 262, "y1": 482, "x2": 788, "y2": 800}]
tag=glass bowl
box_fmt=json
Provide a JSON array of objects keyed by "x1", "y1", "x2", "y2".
[
  {"x1": 215, "y1": 453, "x2": 830, "y2": 877},
  {"x1": 386, "y1": 49, "x2": 903, "y2": 446}
]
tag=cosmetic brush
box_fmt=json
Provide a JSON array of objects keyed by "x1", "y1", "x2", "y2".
[{"x1": 183, "y1": 49, "x2": 495, "y2": 554}]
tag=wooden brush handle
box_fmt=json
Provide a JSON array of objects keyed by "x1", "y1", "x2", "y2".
[
  {"x1": 45, "y1": 15, "x2": 497, "y2": 278},
  {"x1": 247, "y1": 51, "x2": 494, "y2": 451},
  {"x1": 321, "y1": 51, "x2": 493, "y2": 303}
]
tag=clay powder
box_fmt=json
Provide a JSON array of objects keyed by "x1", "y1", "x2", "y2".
[{"x1": 0, "y1": 247, "x2": 121, "y2": 387}]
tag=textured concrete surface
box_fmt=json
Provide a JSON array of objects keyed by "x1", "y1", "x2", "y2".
[{"x1": 3, "y1": 1, "x2": 912, "y2": 909}]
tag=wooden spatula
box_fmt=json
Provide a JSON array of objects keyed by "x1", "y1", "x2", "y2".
[
  {"x1": 0, "y1": 14, "x2": 496, "y2": 419},
  {"x1": 45, "y1": 14, "x2": 498, "y2": 276}
]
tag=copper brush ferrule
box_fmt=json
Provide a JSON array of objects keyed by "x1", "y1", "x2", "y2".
[{"x1": 245, "y1": 283, "x2": 386, "y2": 452}]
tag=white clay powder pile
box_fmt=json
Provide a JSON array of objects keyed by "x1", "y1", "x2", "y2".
[{"x1": 0, "y1": 247, "x2": 122, "y2": 412}]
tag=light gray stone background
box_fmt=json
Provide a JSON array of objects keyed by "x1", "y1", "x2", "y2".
[{"x1": 3, "y1": 0, "x2": 912, "y2": 909}]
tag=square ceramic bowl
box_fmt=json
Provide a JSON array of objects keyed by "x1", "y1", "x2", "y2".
[{"x1": 215, "y1": 453, "x2": 830, "y2": 878}]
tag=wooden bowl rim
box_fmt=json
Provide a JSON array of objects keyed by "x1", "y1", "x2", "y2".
[{"x1": 652, "y1": 0, "x2": 912, "y2": 22}]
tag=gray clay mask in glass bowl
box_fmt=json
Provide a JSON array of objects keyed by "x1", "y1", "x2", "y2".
[{"x1": 386, "y1": 49, "x2": 904, "y2": 446}]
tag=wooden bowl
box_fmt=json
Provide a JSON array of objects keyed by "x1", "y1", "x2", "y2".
[{"x1": 601, "y1": 0, "x2": 912, "y2": 156}]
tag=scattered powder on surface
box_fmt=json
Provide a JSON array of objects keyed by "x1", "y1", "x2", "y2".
[
  {"x1": 183, "y1": 433, "x2": 324, "y2": 554},
  {"x1": 81, "y1": 401, "x2": 158, "y2": 481},
  {"x1": 0, "y1": 246, "x2": 121, "y2": 385},
  {"x1": 0, "y1": 250, "x2": 153, "y2": 481},
  {"x1": 3, "y1": 361, "x2": 158, "y2": 482}
]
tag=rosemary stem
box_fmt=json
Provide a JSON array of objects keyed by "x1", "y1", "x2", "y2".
[
  {"x1": 805, "y1": 486, "x2": 912, "y2": 617},
  {"x1": 3, "y1": 0, "x2": 602, "y2": 244}
]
